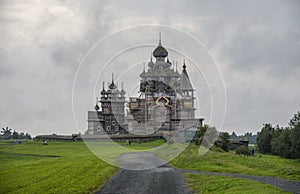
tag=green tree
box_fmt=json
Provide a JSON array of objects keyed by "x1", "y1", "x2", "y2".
[
  {"x1": 1, "y1": 127, "x2": 12, "y2": 139},
  {"x1": 219, "y1": 132, "x2": 230, "y2": 152},
  {"x1": 257, "y1": 123, "x2": 274, "y2": 154},
  {"x1": 290, "y1": 125, "x2": 300, "y2": 159},
  {"x1": 194, "y1": 125, "x2": 208, "y2": 145},
  {"x1": 289, "y1": 111, "x2": 300, "y2": 159},
  {"x1": 289, "y1": 111, "x2": 300, "y2": 127},
  {"x1": 194, "y1": 125, "x2": 218, "y2": 149},
  {"x1": 270, "y1": 127, "x2": 292, "y2": 158},
  {"x1": 12, "y1": 130, "x2": 20, "y2": 139},
  {"x1": 25, "y1": 132, "x2": 32, "y2": 140},
  {"x1": 257, "y1": 111, "x2": 300, "y2": 159},
  {"x1": 19, "y1": 132, "x2": 25, "y2": 139}
]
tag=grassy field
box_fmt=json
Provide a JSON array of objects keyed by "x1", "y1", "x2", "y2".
[
  {"x1": 170, "y1": 145, "x2": 300, "y2": 181},
  {"x1": 0, "y1": 139, "x2": 164, "y2": 194},
  {"x1": 1, "y1": 140, "x2": 299, "y2": 193},
  {"x1": 186, "y1": 173, "x2": 291, "y2": 194}
]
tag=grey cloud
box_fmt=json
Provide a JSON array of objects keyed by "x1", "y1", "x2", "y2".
[{"x1": 0, "y1": 0, "x2": 299, "y2": 136}]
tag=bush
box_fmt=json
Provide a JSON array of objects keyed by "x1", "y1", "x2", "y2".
[{"x1": 235, "y1": 146, "x2": 251, "y2": 156}]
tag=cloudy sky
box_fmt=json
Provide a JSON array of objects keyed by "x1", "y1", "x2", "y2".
[{"x1": 1, "y1": 0, "x2": 300, "y2": 136}]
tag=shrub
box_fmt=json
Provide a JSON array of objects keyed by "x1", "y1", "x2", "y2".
[{"x1": 235, "y1": 146, "x2": 251, "y2": 156}]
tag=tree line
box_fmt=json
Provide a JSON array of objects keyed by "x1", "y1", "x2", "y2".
[
  {"x1": 257, "y1": 111, "x2": 300, "y2": 159},
  {"x1": 193, "y1": 126, "x2": 252, "y2": 156},
  {"x1": 1, "y1": 127, "x2": 32, "y2": 140}
]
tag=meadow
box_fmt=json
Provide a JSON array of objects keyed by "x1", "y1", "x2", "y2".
[
  {"x1": 0, "y1": 140, "x2": 164, "y2": 194},
  {"x1": 1, "y1": 140, "x2": 299, "y2": 194}
]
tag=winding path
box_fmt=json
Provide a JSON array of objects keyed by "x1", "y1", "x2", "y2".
[{"x1": 96, "y1": 152, "x2": 300, "y2": 194}]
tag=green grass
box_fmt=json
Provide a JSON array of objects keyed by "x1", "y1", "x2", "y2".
[
  {"x1": 186, "y1": 173, "x2": 290, "y2": 194},
  {"x1": 155, "y1": 142, "x2": 189, "y2": 162},
  {"x1": 2, "y1": 140, "x2": 299, "y2": 193},
  {"x1": 170, "y1": 145, "x2": 300, "y2": 181},
  {"x1": 117, "y1": 139, "x2": 165, "y2": 150},
  {"x1": 84, "y1": 139, "x2": 166, "y2": 166},
  {"x1": 0, "y1": 140, "x2": 164, "y2": 194}
]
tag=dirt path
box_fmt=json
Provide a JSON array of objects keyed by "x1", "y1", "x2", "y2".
[{"x1": 96, "y1": 152, "x2": 300, "y2": 194}]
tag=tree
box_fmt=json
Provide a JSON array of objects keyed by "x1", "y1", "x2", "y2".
[
  {"x1": 257, "y1": 123, "x2": 274, "y2": 154},
  {"x1": 219, "y1": 132, "x2": 230, "y2": 152},
  {"x1": 289, "y1": 112, "x2": 300, "y2": 159},
  {"x1": 194, "y1": 125, "x2": 208, "y2": 145},
  {"x1": 194, "y1": 125, "x2": 218, "y2": 149},
  {"x1": 256, "y1": 111, "x2": 300, "y2": 159},
  {"x1": 25, "y1": 133, "x2": 32, "y2": 140},
  {"x1": 203, "y1": 126, "x2": 219, "y2": 148},
  {"x1": 1, "y1": 127, "x2": 12, "y2": 139},
  {"x1": 270, "y1": 127, "x2": 292, "y2": 158},
  {"x1": 289, "y1": 111, "x2": 300, "y2": 128},
  {"x1": 290, "y1": 124, "x2": 300, "y2": 159},
  {"x1": 12, "y1": 130, "x2": 20, "y2": 139},
  {"x1": 19, "y1": 132, "x2": 25, "y2": 139}
]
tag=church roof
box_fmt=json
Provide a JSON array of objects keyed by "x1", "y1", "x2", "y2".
[
  {"x1": 100, "y1": 89, "x2": 107, "y2": 95},
  {"x1": 108, "y1": 74, "x2": 117, "y2": 90},
  {"x1": 179, "y1": 62, "x2": 194, "y2": 90},
  {"x1": 148, "y1": 54, "x2": 154, "y2": 67},
  {"x1": 153, "y1": 45, "x2": 168, "y2": 58},
  {"x1": 108, "y1": 82, "x2": 117, "y2": 90},
  {"x1": 100, "y1": 82, "x2": 107, "y2": 95},
  {"x1": 94, "y1": 104, "x2": 100, "y2": 111},
  {"x1": 153, "y1": 34, "x2": 168, "y2": 58}
]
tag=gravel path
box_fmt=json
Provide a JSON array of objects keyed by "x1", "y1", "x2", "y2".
[
  {"x1": 96, "y1": 152, "x2": 300, "y2": 194},
  {"x1": 96, "y1": 152, "x2": 191, "y2": 194}
]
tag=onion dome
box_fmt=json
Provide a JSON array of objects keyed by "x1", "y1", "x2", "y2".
[
  {"x1": 166, "y1": 58, "x2": 172, "y2": 68},
  {"x1": 153, "y1": 44, "x2": 168, "y2": 58},
  {"x1": 153, "y1": 33, "x2": 168, "y2": 58},
  {"x1": 100, "y1": 82, "x2": 107, "y2": 95},
  {"x1": 100, "y1": 88, "x2": 107, "y2": 95},
  {"x1": 94, "y1": 104, "x2": 100, "y2": 111},
  {"x1": 109, "y1": 73, "x2": 117, "y2": 90},
  {"x1": 148, "y1": 54, "x2": 154, "y2": 67},
  {"x1": 109, "y1": 82, "x2": 117, "y2": 90}
]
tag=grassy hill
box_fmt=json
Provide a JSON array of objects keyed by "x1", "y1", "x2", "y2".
[{"x1": 170, "y1": 145, "x2": 300, "y2": 181}]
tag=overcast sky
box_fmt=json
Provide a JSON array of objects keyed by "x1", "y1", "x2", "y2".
[{"x1": 1, "y1": 0, "x2": 300, "y2": 136}]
